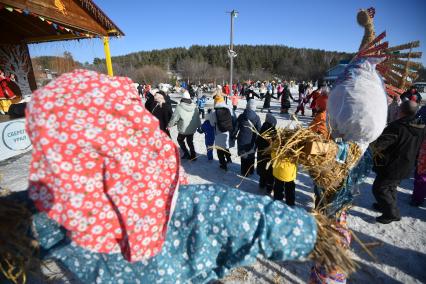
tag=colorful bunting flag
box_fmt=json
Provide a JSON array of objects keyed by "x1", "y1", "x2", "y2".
[{"x1": 5, "y1": 5, "x2": 103, "y2": 40}]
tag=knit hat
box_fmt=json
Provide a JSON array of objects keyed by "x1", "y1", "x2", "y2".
[
  {"x1": 214, "y1": 94, "x2": 224, "y2": 104},
  {"x1": 26, "y1": 69, "x2": 187, "y2": 262},
  {"x1": 247, "y1": 99, "x2": 256, "y2": 110},
  {"x1": 182, "y1": 90, "x2": 191, "y2": 99},
  {"x1": 265, "y1": 113, "x2": 277, "y2": 127}
]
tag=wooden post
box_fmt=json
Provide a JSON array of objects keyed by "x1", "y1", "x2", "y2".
[{"x1": 103, "y1": 36, "x2": 113, "y2": 76}]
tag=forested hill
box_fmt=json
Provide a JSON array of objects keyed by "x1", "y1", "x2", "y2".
[{"x1": 96, "y1": 45, "x2": 354, "y2": 81}]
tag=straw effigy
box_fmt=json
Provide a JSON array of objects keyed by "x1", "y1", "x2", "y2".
[
  {"x1": 310, "y1": 213, "x2": 357, "y2": 275},
  {"x1": 259, "y1": 125, "x2": 363, "y2": 201},
  {"x1": 0, "y1": 200, "x2": 40, "y2": 284}
]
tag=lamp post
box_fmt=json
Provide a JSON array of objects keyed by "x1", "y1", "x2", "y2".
[{"x1": 227, "y1": 10, "x2": 238, "y2": 101}]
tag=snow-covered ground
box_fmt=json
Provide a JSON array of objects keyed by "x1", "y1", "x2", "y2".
[{"x1": 0, "y1": 89, "x2": 425, "y2": 283}]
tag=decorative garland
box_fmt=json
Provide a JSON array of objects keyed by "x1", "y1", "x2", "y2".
[{"x1": 0, "y1": 4, "x2": 103, "y2": 39}]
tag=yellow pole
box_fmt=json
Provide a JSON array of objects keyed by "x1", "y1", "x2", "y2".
[{"x1": 103, "y1": 36, "x2": 113, "y2": 76}]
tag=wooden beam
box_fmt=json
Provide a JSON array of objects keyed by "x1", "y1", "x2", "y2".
[
  {"x1": 0, "y1": 10, "x2": 47, "y2": 36},
  {"x1": 24, "y1": 34, "x2": 86, "y2": 43},
  {"x1": 1, "y1": 0, "x2": 108, "y2": 36}
]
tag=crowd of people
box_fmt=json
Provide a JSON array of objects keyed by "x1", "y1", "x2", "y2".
[
  {"x1": 1, "y1": 68, "x2": 424, "y2": 284},
  {"x1": 138, "y1": 80, "x2": 324, "y2": 205},
  {"x1": 141, "y1": 80, "x2": 425, "y2": 215}
]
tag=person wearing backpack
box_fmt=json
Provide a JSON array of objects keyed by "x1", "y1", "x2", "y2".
[
  {"x1": 210, "y1": 94, "x2": 234, "y2": 170},
  {"x1": 234, "y1": 100, "x2": 261, "y2": 176},
  {"x1": 168, "y1": 91, "x2": 201, "y2": 160}
]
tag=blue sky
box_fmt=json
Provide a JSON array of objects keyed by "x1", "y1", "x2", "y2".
[{"x1": 29, "y1": 0, "x2": 426, "y2": 65}]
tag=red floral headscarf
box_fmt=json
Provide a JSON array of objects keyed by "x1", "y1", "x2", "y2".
[{"x1": 26, "y1": 70, "x2": 186, "y2": 261}]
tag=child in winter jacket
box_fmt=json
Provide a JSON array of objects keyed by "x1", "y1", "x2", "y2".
[
  {"x1": 256, "y1": 114, "x2": 277, "y2": 194},
  {"x1": 272, "y1": 154, "x2": 297, "y2": 206},
  {"x1": 197, "y1": 109, "x2": 215, "y2": 160},
  {"x1": 231, "y1": 91, "x2": 239, "y2": 112},
  {"x1": 197, "y1": 95, "x2": 207, "y2": 119}
]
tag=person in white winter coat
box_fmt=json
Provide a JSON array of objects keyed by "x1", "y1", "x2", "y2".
[{"x1": 168, "y1": 91, "x2": 201, "y2": 160}]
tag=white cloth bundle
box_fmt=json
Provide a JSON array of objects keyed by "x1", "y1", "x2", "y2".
[{"x1": 327, "y1": 57, "x2": 388, "y2": 150}]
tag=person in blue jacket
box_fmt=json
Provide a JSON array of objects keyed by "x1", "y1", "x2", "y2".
[
  {"x1": 197, "y1": 95, "x2": 207, "y2": 119},
  {"x1": 197, "y1": 109, "x2": 215, "y2": 160}
]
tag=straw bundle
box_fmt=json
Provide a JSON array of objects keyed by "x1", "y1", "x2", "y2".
[
  {"x1": 309, "y1": 213, "x2": 357, "y2": 276},
  {"x1": 0, "y1": 200, "x2": 40, "y2": 284},
  {"x1": 262, "y1": 126, "x2": 363, "y2": 197}
]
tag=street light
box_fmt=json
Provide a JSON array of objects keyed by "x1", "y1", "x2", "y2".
[{"x1": 227, "y1": 9, "x2": 238, "y2": 101}]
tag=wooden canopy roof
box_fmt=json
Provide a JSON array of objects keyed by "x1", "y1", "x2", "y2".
[{"x1": 0, "y1": 0, "x2": 124, "y2": 44}]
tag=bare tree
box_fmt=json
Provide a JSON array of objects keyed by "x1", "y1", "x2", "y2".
[
  {"x1": 0, "y1": 44, "x2": 33, "y2": 96},
  {"x1": 249, "y1": 68, "x2": 273, "y2": 81},
  {"x1": 130, "y1": 65, "x2": 169, "y2": 85},
  {"x1": 177, "y1": 58, "x2": 211, "y2": 83},
  {"x1": 206, "y1": 66, "x2": 228, "y2": 85}
]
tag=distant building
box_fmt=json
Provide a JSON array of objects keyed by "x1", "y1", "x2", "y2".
[
  {"x1": 324, "y1": 60, "x2": 349, "y2": 85},
  {"x1": 34, "y1": 68, "x2": 58, "y2": 88}
]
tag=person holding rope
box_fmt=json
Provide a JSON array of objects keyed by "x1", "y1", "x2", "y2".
[
  {"x1": 209, "y1": 93, "x2": 234, "y2": 170},
  {"x1": 234, "y1": 100, "x2": 261, "y2": 176}
]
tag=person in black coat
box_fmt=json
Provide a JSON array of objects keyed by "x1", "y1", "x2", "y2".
[
  {"x1": 261, "y1": 89, "x2": 277, "y2": 113},
  {"x1": 234, "y1": 100, "x2": 262, "y2": 176},
  {"x1": 241, "y1": 85, "x2": 260, "y2": 102},
  {"x1": 371, "y1": 100, "x2": 426, "y2": 224},
  {"x1": 256, "y1": 114, "x2": 277, "y2": 194},
  {"x1": 148, "y1": 91, "x2": 173, "y2": 137},
  {"x1": 280, "y1": 85, "x2": 294, "y2": 114}
]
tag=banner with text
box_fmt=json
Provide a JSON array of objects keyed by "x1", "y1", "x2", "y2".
[{"x1": 0, "y1": 118, "x2": 32, "y2": 161}]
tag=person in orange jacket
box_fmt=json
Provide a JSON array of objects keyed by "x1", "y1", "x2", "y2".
[
  {"x1": 231, "y1": 90, "x2": 240, "y2": 112},
  {"x1": 309, "y1": 89, "x2": 329, "y2": 139}
]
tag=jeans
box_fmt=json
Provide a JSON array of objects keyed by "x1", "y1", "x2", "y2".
[
  {"x1": 206, "y1": 144, "x2": 213, "y2": 160},
  {"x1": 199, "y1": 108, "x2": 205, "y2": 119}
]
